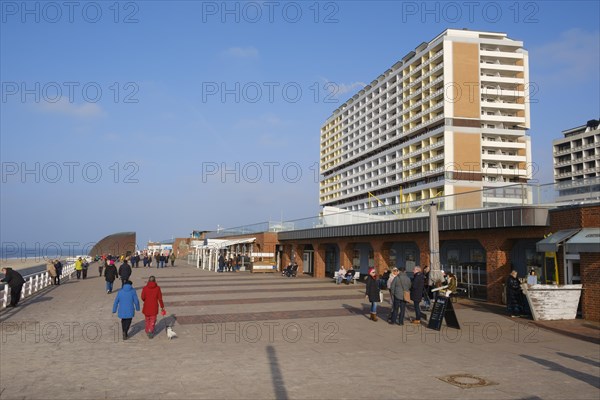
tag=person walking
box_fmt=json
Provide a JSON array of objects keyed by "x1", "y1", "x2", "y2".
[
  {"x1": 54, "y1": 259, "x2": 62, "y2": 285},
  {"x1": 112, "y1": 280, "x2": 140, "y2": 340},
  {"x1": 365, "y1": 267, "x2": 381, "y2": 321},
  {"x1": 75, "y1": 257, "x2": 83, "y2": 279},
  {"x1": 98, "y1": 256, "x2": 105, "y2": 277},
  {"x1": 218, "y1": 254, "x2": 225, "y2": 273},
  {"x1": 141, "y1": 276, "x2": 165, "y2": 339},
  {"x1": 410, "y1": 266, "x2": 425, "y2": 324},
  {"x1": 46, "y1": 260, "x2": 57, "y2": 285},
  {"x1": 386, "y1": 268, "x2": 399, "y2": 322},
  {"x1": 390, "y1": 266, "x2": 411, "y2": 325},
  {"x1": 170, "y1": 252, "x2": 176, "y2": 267},
  {"x1": 1, "y1": 267, "x2": 25, "y2": 307},
  {"x1": 506, "y1": 270, "x2": 524, "y2": 317},
  {"x1": 118, "y1": 258, "x2": 132, "y2": 288},
  {"x1": 235, "y1": 254, "x2": 241, "y2": 272},
  {"x1": 104, "y1": 259, "x2": 118, "y2": 294},
  {"x1": 81, "y1": 258, "x2": 89, "y2": 279}
]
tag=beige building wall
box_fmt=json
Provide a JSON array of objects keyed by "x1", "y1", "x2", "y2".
[
  {"x1": 453, "y1": 186, "x2": 483, "y2": 209},
  {"x1": 453, "y1": 131, "x2": 482, "y2": 173},
  {"x1": 452, "y1": 42, "x2": 480, "y2": 119}
]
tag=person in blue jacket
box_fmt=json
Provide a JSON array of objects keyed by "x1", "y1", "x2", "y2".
[{"x1": 112, "y1": 280, "x2": 140, "y2": 340}]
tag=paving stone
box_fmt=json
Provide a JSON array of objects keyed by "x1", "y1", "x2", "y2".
[{"x1": 0, "y1": 263, "x2": 598, "y2": 399}]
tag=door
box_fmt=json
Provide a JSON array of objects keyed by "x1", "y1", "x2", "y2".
[
  {"x1": 567, "y1": 260, "x2": 581, "y2": 284},
  {"x1": 303, "y1": 251, "x2": 314, "y2": 275},
  {"x1": 325, "y1": 246, "x2": 338, "y2": 276},
  {"x1": 454, "y1": 263, "x2": 487, "y2": 300}
]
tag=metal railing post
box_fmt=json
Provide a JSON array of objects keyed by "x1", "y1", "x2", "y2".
[{"x1": 2, "y1": 287, "x2": 8, "y2": 308}]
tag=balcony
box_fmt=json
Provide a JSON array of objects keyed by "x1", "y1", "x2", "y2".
[
  {"x1": 481, "y1": 140, "x2": 526, "y2": 149},
  {"x1": 480, "y1": 63, "x2": 523, "y2": 72},
  {"x1": 482, "y1": 153, "x2": 526, "y2": 162},
  {"x1": 480, "y1": 75, "x2": 525, "y2": 84},
  {"x1": 481, "y1": 102, "x2": 525, "y2": 111},
  {"x1": 481, "y1": 114, "x2": 525, "y2": 123},
  {"x1": 480, "y1": 50, "x2": 524, "y2": 59}
]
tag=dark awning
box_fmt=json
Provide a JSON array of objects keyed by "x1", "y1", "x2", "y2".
[
  {"x1": 536, "y1": 229, "x2": 580, "y2": 252},
  {"x1": 565, "y1": 228, "x2": 600, "y2": 253}
]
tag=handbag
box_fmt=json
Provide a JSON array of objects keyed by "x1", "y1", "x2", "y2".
[{"x1": 403, "y1": 291, "x2": 411, "y2": 302}]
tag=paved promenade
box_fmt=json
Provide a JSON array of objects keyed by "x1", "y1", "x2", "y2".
[{"x1": 0, "y1": 262, "x2": 598, "y2": 400}]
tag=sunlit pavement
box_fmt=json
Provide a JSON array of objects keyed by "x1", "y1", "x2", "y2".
[{"x1": 1, "y1": 263, "x2": 598, "y2": 399}]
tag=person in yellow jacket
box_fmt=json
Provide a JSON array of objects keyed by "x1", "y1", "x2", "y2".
[{"x1": 75, "y1": 257, "x2": 83, "y2": 279}]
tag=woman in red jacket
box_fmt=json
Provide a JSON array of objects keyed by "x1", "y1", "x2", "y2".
[{"x1": 141, "y1": 276, "x2": 165, "y2": 339}]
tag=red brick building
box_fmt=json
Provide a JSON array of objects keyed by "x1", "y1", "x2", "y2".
[{"x1": 277, "y1": 204, "x2": 599, "y2": 321}]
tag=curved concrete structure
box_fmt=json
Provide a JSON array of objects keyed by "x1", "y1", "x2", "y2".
[{"x1": 88, "y1": 232, "x2": 136, "y2": 257}]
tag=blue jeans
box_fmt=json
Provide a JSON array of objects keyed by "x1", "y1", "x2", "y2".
[
  {"x1": 391, "y1": 297, "x2": 407, "y2": 325},
  {"x1": 370, "y1": 302, "x2": 378, "y2": 313},
  {"x1": 336, "y1": 275, "x2": 344, "y2": 284},
  {"x1": 507, "y1": 304, "x2": 522, "y2": 315},
  {"x1": 105, "y1": 281, "x2": 113, "y2": 292}
]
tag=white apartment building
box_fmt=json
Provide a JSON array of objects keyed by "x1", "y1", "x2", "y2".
[
  {"x1": 320, "y1": 29, "x2": 532, "y2": 214},
  {"x1": 554, "y1": 120, "x2": 600, "y2": 202}
]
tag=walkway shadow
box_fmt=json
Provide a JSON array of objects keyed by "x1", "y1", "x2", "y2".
[
  {"x1": 341, "y1": 303, "x2": 392, "y2": 320},
  {"x1": 582, "y1": 323, "x2": 600, "y2": 331},
  {"x1": 0, "y1": 280, "x2": 75, "y2": 322},
  {"x1": 129, "y1": 314, "x2": 178, "y2": 338},
  {"x1": 521, "y1": 354, "x2": 600, "y2": 389},
  {"x1": 156, "y1": 314, "x2": 178, "y2": 335},
  {"x1": 23, "y1": 296, "x2": 53, "y2": 305},
  {"x1": 556, "y1": 352, "x2": 600, "y2": 368},
  {"x1": 266, "y1": 345, "x2": 288, "y2": 400},
  {"x1": 129, "y1": 320, "x2": 145, "y2": 338}
]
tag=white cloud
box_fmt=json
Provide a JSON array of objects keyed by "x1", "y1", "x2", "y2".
[
  {"x1": 221, "y1": 46, "x2": 259, "y2": 59},
  {"x1": 332, "y1": 81, "x2": 367, "y2": 95},
  {"x1": 319, "y1": 77, "x2": 366, "y2": 98},
  {"x1": 233, "y1": 114, "x2": 285, "y2": 130},
  {"x1": 531, "y1": 28, "x2": 600, "y2": 83},
  {"x1": 37, "y1": 97, "x2": 105, "y2": 118}
]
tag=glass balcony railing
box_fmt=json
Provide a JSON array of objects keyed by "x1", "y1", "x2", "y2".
[{"x1": 207, "y1": 178, "x2": 600, "y2": 237}]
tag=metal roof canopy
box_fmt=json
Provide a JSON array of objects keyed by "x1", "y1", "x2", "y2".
[
  {"x1": 194, "y1": 237, "x2": 255, "y2": 250},
  {"x1": 220, "y1": 237, "x2": 256, "y2": 249},
  {"x1": 536, "y1": 229, "x2": 580, "y2": 253},
  {"x1": 279, "y1": 206, "x2": 550, "y2": 241},
  {"x1": 565, "y1": 228, "x2": 600, "y2": 253}
]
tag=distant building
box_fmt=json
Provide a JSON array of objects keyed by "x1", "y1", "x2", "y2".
[
  {"x1": 88, "y1": 232, "x2": 136, "y2": 257},
  {"x1": 554, "y1": 119, "x2": 600, "y2": 202},
  {"x1": 147, "y1": 240, "x2": 173, "y2": 254},
  {"x1": 320, "y1": 29, "x2": 532, "y2": 214}
]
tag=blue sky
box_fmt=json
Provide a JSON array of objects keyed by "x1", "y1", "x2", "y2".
[{"x1": 1, "y1": 0, "x2": 599, "y2": 251}]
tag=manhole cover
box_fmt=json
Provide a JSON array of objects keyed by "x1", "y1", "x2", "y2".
[{"x1": 438, "y1": 374, "x2": 497, "y2": 389}]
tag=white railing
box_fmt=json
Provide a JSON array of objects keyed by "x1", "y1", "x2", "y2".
[{"x1": 1, "y1": 260, "x2": 77, "y2": 309}]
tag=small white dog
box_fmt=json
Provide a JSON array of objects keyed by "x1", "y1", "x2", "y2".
[{"x1": 166, "y1": 326, "x2": 177, "y2": 340}]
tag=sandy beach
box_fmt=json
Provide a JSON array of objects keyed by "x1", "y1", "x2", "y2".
[{"x1": 0, "y1": 258, "x2": 64, "y2": 272}]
